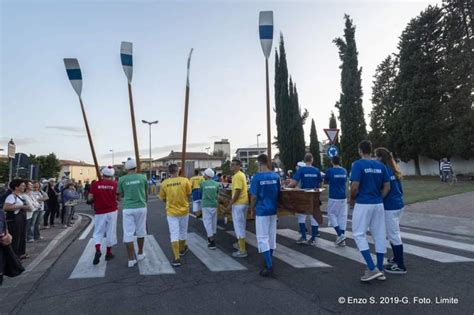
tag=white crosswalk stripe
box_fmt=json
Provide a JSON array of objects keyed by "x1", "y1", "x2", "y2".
[
  {"x1": 227, "y1": 231, "x2": 331, "y2": 268},
  {"x1": 322, "y1": 214, "x2": 474, "y2": 253},
  {"x1": 317, "y1": 227, "x2": 474, "y2": 263},
  {"x1": 187, "y1": 233, "x2": 247, "y2": 272},
  {"x1": 136, "y1": 235, "x2": 175, "y2": 275},
  {"x1": 69, "y1": 239, "x2": 107, "y2": 279},
  {"x1": 277, "y1": 229, "x2": 375, "y2": 265}
]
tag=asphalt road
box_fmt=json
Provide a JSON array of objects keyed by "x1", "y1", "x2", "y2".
[{"x1": 7, "y1": 197, "x2": 474, "y2": 315}]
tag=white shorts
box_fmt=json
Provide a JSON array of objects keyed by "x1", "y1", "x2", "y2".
[
  {"x1": 232, "y1": 204, "x2": 248, "y2": 239},
  {"x1": 202, "y1": 207, "x2": 217, "y2": 237},
  {"x1": 352, "y1": 203, "x2": 386, "y2": 253},
  {"x1": 122, "y1": 207, "x2": 147, "y2": 243},
  {"x1": 297, "y1": 213, "x2": 318, "y2": 226},
  {"x1": 327, "y1": 198, "x2": 348, "y2": 230},
  {"x1": 93, "y1": 211, "x2": 118, "y2": 247},
  {"x1": 385, "y1": 209, "x2": 404, "y2": 246},
  {"x1": 255, "y1": 215, "x2": 277, "y2": 253},
  {"x1": 167, "y1": 215, "x2": 189, "y2": 242},
  {"x1": 192, "y1": 200, "x2": 202, "y2": 213}
]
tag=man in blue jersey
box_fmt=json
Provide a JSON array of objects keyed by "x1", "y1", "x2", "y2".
[
  {"x1": 350, "y1": 140, "x2": 391, "y2": 282},
  {"x1": 288, "y1": 153, "x2": 322, "y2": 246},
  {"x1": 249, "y1": 154, "x2": 280, "y2": 277},
  {"x1": 324, "y1": 156, "x2": 348, "y2": 246}
]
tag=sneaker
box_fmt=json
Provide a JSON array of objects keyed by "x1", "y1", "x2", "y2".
[
  {"x1": 105, "y1": 253, "x2": 114, "y2": 261},
  {"x1": 385, "y1": 264, "x2": 407, "y2": 275},
  {"x1": 337, "y1": 241, "x2": 346, "y2": 247},
  {"x1": 335, "y1": 234, "x2": 347, "y2": 245},
  {"x1": 259, "y1": 267, "x2": 274, "y2": 278},
  {"x1": 93, "y1": 251, "x2": 101, "y2": 265},
  {"x1": 171, "y1": 258, "x2": 182, "y2": 267},
  {"x1": 208, "y1": 240, "x2": 216, "y2": 250},
  {"x1": 232, "y1": 250, "x2": 248, "y2": 258},
  {"x1": 306, "y1": 239, "x2": 317, "y2": 246},
  {"x1": 179, "y1": 246, "x2": 189, "y2": 257},
  {"x1": 44, "y1": 225, "x2": 50, "y2": 229},
  {"x1": 296, "y1": 237, "x2": 307, "y2": 245},
  {"x1": 128, "y1": 260, "x2": 137, "y2": 268},
  {"x1": 27, "y1": 239, "x2": 34, "y2": 243},
  {"x1": 386, "y1": 257, "x2": 396, "y2": 266},
  {"x1": 137, "y1": 253, "x2": 146, "y2": 261},
  {"x1": 360, "y1": 268, "x2": 383, "y2": 282},
  {"x1": 233, "y1": 242, "x2": 240, "y2": 250},
  {"x1": 377, "y1": 269, "x2": 387, "y2": 281}
]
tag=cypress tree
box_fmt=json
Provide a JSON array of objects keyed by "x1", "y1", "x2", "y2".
[
  {"x1": 333, "y1": 15, "x2": 367, "y2": 170},
  {"x1": 309, "y1": 119, "x2": 321, "y2": 168}
]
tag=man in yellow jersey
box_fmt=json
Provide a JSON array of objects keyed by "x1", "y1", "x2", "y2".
[
  {"x1": 189, "y1": 169, "x2": 204, "y2": 218},
  {"x1": 227, "y1": 159, "x2": 249, "y2": 258},
  {"x1": 159, "y1": 164, "x2": 192, "y2": 267}
]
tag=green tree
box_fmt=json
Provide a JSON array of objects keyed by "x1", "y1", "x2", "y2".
[
  {"x1": 274, "y1": 34, "x2": 308, "y2": 172},
  {"x1": 393, "y1": 6, "x2": 446, "y2": 175},
  {"x1": 369, "y1": 55, "x2": 398, "y2": 150},
  {"x1": 246, "y1": 158, "x2": 259, "y2": 176},
  {"x1": 35, "y1": 153, "x2": 61, "y2": 179},
  {"x1": 441, "y1": 0, "x2": 474, "y2": 158},
  {"x1": 309, "y1": 119, "x2": 321, "y2": 168},
  {"x1": 0, "y1": 160, "x2": 9, "y2": 183},
  {"x1": 333, "y1": 15, "x2": 367, "y2": 170},
  {"x1": 221, "y1": 160, "x2": 232, "y2": 176}
]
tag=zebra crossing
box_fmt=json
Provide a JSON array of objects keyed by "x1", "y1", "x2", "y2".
[{"x1": 68, "y1": 226, "x2": 474, "y2": 279}]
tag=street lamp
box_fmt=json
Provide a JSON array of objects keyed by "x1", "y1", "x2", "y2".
[
  {"x1": 109, "y1": 149, "x2": 114, "y2": 166},
  {"x1": 142, "y1": 120, "x2": 159, "y2": 180},
  {"x1": 257, "y1": 133, "x2": 261, "y2": 148},
  {"x1": 205, "y1": 146, "x2": 211, "y2": 168}
]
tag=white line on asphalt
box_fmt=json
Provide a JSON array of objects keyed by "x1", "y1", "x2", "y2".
[
  {"x1": 78, "y1": 213, "x2": 94, "y2": 240},
  {"x1": 136, "y1": 235, "x2": 175, "y2": 275},
  {"x1": 69, "y1": 238, "x2": 107, "y2": 279},
  {"x1": 186, "y1": 233, "x2": 247, "y2": 272},
  {"x1": 26, "y1": 215, "x2": 83, "y2": 273},
  {"x1": 277, "y1": 229, "x2": 373, "y2": 265},
  {"x1": 318, "y1": 227, "x2": 474, "y2": 263},
  {"x1": 227, "y1": 231, "x2": 331, "y2": 268}
]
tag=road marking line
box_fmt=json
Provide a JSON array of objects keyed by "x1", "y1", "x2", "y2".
[
  {"x1": 78, "y1": 213, "x2": 94, "y2": 240},
  {"x1": 277, "y1": 229, "x2": 373, "y2": 265},
  {"x1": 319, "y1": 227, "x2": 474, "y2": 263},
  {"x1": 227, "y1": 231, "x2": 331, "y2": 268},
  {"x1": 187, "y1": 233, "x2": 247, "y2": 272},
  {"x1": 69, "y1": 238, "x2": 107, "y2": 279},
  {"x1": 136, "y1": 235, "x2": 175, "y2": 275}
]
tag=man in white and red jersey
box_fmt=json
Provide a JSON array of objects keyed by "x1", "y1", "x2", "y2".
[{"x1": 88, "y1": 166, "x2": 119, "y2": 265}]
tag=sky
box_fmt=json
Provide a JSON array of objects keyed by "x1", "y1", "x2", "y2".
[{"x1": 0, "y1": 0, "x2": 440, "y2": 166}]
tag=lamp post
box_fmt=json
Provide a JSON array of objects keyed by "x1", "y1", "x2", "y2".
[
  {"x1": 8, "y1": 139, "x2": 16, "y2": 183},
  {"x1": 110, "y1": 149, "x2": 114, "y2": 166},
  {"x1": 205, "y1": 146, "x2": 211, "y2": 168},
  {"x1": 257, "y1": 133, "x2": 261, "y2": 149},
  {"x1": 142, "y1": 120, "x2": 159, "y2": 180}
]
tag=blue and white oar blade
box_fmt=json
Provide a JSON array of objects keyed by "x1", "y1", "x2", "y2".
[
  {"x1": 63, "y1": 58, "x2": 82, "y2": 96},
  {"x1": 120, "y1": 41, "x2": 133, "y2": 83},
  {"x1": 259, "y1": 11, "x2": 273, "y2": 59},
  {"x1": 186, "y1": 48, "x2": 193, "y2": 87}
]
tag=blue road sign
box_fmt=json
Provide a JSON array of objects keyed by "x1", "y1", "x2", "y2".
[{"x1": 327, "y1": 145, "x2": 338, "y2": 158}]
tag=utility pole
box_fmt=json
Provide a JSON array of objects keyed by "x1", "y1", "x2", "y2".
[{"x1": 142, "y1": 120, "x2": 159, "y2": 180}]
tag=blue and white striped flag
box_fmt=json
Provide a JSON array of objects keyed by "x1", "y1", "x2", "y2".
[
  {"x1": 121, "y1": 41, "x2": 133, "y2": 83},
  {"x1": 63, "y1": 58, "x2": 82, "y2": 96},
  {"x1": 259, "y1": 11, "x2": 273, "y2": 59}
]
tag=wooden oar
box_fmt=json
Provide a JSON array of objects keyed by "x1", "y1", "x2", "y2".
[
  {"x1": 121, "y1": 41, "x2": 141, "y2": 172},
  {"x1": 63, "y1": 58, "x2": 101, "y2": 179},
  {"x1": 180, "y1": 48, "x2": 194, "y2": 177},
  {"x1": 259, "y1": 11, "x2": 274, "y2": 169}
]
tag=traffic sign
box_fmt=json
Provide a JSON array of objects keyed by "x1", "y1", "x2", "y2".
[
  {"x1": 324, "y1": 128, "x2": 339, "y2": 144},
  {"x1": 7, "y1": 139, "x2": 15, "y2": 159},
  {"x1": 327, "y1": 145, "x2": 338, "y2": 158}
]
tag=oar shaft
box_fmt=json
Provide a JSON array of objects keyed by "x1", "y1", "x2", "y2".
[
  {"x1": 79, "y1": 98, "x2": 101, "y2": 180},
  {"x1": 181, "y1": 85, "x2": 190, "y2": 177},
  {"x1": 265, "y1": 58, "x2": 272, "y2": 169},
  {"x1": 128, "y1": 83, "x2": 141, "y2": 172}
]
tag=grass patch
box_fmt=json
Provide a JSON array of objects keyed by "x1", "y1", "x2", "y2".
[{"x1": 402, "y1": 176, "x2": 474, "y2": 204}]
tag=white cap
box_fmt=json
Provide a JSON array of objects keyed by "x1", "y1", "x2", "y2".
[
  {"x1": 101, "y1": 166, "x2": 115, "y2": 177},
  {"x1": 297, "y1": 161, "x2": 305, "y2": 168},
  {"x1": 203, "y1": 168, "x2": 215, "y2": 178},
  {"x1": 125, "y1": 158, "x2": 137, "y2": 170}
]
